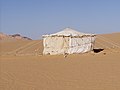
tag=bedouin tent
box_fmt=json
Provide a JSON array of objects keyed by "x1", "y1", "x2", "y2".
[{"x1": 42, "y1": 28, "x2": 96, "y2": 55}]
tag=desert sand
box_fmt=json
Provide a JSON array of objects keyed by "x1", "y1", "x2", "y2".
[{"x1": 0, "y1": 33, "x2": 120, "y2": 90}]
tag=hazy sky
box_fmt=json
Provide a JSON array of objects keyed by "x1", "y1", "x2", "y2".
[{"x1": 1, "y1": 0, "x2": 120, "y2": 39}]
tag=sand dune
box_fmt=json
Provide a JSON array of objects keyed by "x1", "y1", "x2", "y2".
[
  {"x1": 0, "y1": 33, "x2": 120, "y2": 90},
  {"x1": 95, "y1": 33, "x2": 120, "y2": 49}
]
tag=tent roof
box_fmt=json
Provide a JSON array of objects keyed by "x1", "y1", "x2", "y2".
[{"x1": 43, "y1": 28, "x2": 95, "y2": 37}]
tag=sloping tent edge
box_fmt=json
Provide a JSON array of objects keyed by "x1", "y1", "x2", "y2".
[{"x1": 42, "y1": 28, "x2": 96, "y2": 38}]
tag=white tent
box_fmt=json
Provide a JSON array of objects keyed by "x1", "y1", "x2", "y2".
[{"x1": 42, "y1": 28, "x2": 96, "y2": 55}]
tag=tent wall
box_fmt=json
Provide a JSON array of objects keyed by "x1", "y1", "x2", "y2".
[
  {"x1": 68, "y1": 36, "x2": 95, "y2": 54},
  {"x1": 43, "y1": 36, "x2": 95, "y2": 55},
  {"x1": 43, "y1": 36, "x2": 69, "y2": 55}
]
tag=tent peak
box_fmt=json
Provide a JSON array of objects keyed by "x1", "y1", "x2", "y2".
[
  {"x1": 43, "y1": 28, "x2": 96, "y2": 37},
  {"x1": 54, "y1": 28, "x2": 94, "y2": 36}
]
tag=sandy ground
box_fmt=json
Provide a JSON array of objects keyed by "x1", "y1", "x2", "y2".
[{"x1": 0, "y1": 33, "x2": 120, "y2": 90}]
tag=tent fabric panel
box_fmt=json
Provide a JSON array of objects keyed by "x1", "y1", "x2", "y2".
[
  {"x1": 43, "y1": 37, "x2": 69, "y2": 55},
  {"x1": 68, "y1": 37, "x2": 95, "y2": 54}
]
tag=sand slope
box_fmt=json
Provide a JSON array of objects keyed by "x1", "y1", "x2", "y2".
[
  {"x1": 0, "y1": 33, "x2": 120, "y2": 90},
  {"x1": 0, "y1": 40, "x2": 43, "y2": 55},
  {"x1": 95, "y1": 33, "x2": 120, "y2": 49}
]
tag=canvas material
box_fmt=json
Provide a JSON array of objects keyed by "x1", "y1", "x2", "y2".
[
  {"x1": 68, "y1": 37, "x2": 95, "y2": 54},
  {"x1": 43, "y1": 36, "x2": 95, "y2": 55},
  {"x1": 43, "y1": 36, "x2": 69, "y2": 55}
]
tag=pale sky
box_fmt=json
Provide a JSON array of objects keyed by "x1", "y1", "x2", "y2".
[{"x1": 1, "y1": 0, "x2": 120, "y2": 39}]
